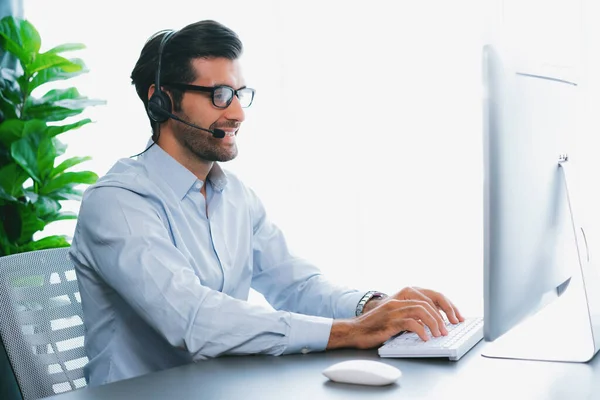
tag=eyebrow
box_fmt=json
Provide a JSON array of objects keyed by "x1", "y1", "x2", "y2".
[{"x1": 216, "y1": 84, "x2": 247, "y2": 90}]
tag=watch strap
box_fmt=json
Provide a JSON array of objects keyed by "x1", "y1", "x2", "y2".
[{"x1": 355, "y1": 290, "x2": 388, "y2": 316}]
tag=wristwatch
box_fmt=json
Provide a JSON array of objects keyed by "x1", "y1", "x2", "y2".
[{"x1": 355, "y1": 290, "x2": 388, "y2": 316}]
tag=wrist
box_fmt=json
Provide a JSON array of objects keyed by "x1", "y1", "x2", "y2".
[
  {"x1": 355, "y1": 291, "x2": 388, "y2": 316},
  {"x1": 327, "y1": 320, "x2": 355, "y2": 350},
  {"x1": 362, "y1": 297, "x2": 385, "y2": 314}
]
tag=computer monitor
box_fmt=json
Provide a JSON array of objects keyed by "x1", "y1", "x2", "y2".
[{"x1": 481, "y1": 43, "x2": 600, "y2": 362}]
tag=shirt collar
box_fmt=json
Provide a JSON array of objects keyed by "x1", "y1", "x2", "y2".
[{"x1": 139, "y1": 142, "x2": 229, "y2": 200}]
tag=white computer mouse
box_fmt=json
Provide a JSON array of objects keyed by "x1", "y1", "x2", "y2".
[{"x1": 322, "y1": 359, "x2": 402, "y2": 386}]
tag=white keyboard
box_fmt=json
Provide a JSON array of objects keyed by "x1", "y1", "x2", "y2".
[{"x1": 378, "y1": 317, "x2": 484, "y2": 361}]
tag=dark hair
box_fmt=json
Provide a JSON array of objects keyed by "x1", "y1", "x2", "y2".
[{"x1": 130, "y1": 20, "x2": 243, "y2": 135}]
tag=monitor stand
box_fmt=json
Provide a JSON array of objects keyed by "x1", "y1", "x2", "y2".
[{"x1": 481, "y1": 155, "x2": 600, "y2": 362}]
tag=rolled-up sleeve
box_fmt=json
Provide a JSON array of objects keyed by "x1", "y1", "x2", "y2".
[{"x1": 72, "y1": 185, "x2": 336, "y2": 359}]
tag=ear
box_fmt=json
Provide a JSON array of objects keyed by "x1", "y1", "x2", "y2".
[{"x1": 147, "y1": 84, "x2": 156, "y2": 101}]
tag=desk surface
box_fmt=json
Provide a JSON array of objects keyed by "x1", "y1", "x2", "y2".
[{"x1": 44, "y1": 341, "x2": 600, "y2": 400}]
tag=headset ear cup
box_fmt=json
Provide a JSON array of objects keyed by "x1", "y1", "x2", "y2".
[{"x1": 147, "y1": 91, "x2": 172, "y2": 123}]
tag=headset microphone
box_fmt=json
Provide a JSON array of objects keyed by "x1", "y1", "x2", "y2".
[{"x1": 148, "y1": 102, "x2": 226, "y2": 138}]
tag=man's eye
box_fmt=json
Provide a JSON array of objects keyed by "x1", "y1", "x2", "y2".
[{"x1": 214, "y1": 89, "x2": 230, "y2": 102}]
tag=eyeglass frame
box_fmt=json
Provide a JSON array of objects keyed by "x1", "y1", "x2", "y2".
[{"x1": 162, "y1": 82, "x2": 255, "y2": 109}]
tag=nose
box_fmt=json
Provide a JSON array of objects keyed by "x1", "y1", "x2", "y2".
[{"x1": 224, "y1": 95, "x2": 245, "y2": 123}]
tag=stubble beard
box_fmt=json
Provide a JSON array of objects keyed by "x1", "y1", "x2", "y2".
[{"x1": 173, "y1": 117, "x2": 238, "y2": 163}]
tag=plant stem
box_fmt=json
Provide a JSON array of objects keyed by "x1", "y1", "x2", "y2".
[{"x1": 20, "y1": 72, "x2": 30, "y2": 118}]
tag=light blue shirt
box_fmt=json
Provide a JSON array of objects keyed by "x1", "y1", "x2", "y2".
[{"x1": 69, "y1": 143, "x2": 364, "y2": 386}]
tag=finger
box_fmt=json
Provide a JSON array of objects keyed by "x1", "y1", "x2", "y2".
[
  {"x1": 417, "y1": 289, "x2": 458, "y2": 326},
  {"x1": 415, "y1": 299, "x2": 447, "y2": 335},
  {"x1": 449, "y1": 300, "x2": 465, "y2": 322},
  {"x1": 432, "y1": 295, "x2": 460, "y2": 324},
  {"x1": 399, "y1": 318, "x2": 429, "y2": 341},
  {"x1": 404, "y1": 287, "x2": 447, "y2": 324},
  {"x1": 396, "y1": 303, "x2": 443, "y2": 337}
]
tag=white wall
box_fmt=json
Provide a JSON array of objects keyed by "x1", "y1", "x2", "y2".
[{"x1": 23, "y1": 0, "x2": 490, "y2": 316}]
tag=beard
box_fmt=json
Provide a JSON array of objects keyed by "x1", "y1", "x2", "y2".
[{"x1": 171, "y1": 112, "x2": 238, "y2": 162}]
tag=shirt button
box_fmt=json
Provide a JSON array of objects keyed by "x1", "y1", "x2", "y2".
[
  {"x1": 195, "y1": 182, "x2": 203, "y2": 190},
  {"x1": 301, "y1": 347, "x2": 310, "y2": 355}
]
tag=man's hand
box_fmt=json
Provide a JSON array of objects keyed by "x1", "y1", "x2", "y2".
[
  {"x1": 364, "y1": 286, "x2": 464, "y2": 324},
  {"x1": 392, "y1": 286, "x2": 464, "y2": 324},
  {"x1": 327, "y1": 287, "x2": 465, "y2": 350},
  {"x1": 327, "y1": 298, "x2": 446, "y2": 349}
]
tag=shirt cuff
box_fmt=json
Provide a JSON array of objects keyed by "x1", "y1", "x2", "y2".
[
  {"x1": 335, "y1": 291, "x2": 368, "y2": 319},
  {"x1": 284, "y1": 313, "x2": 333, "y2": 355}
]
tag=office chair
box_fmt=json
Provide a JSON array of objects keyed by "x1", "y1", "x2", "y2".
[{"x1": 0, "y1": 247, "x2": 88, "y2": 400}]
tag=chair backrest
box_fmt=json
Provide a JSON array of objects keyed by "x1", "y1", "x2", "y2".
[{"x1": 0, "y1": 247, "x2": 88, "y2": 400}]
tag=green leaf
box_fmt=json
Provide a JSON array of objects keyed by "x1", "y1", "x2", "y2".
[
  {"x1": 54, "y1": 211, "x2": 77, "y2": 220},
  {"x1": 22, "y1": 189, "x2": 37, "y2": 203},
  {"x1": 47, "y1": 118, "x2": 92, "y2": 138},
  {"x1": 54, "y1": 138, "x2": 67, "y2": 157},
  {"x1": 45, "y1": 43, "x2": 86, "y2": 54},
  {"x1": 0, "y1": 162, "x2": 28, "y2": 197},
  {"x1": 23, "y1": 87, "x2": 105, "y2": 121},
  {"x1": 0, "y1": 68, "x2": 23, "y2": 114},
  {"x1": 27, "y1": 52, "x2": 75, "y2": 75},
  {"x1": 11, "y1": 133, "x2": 56, "y2": 184},
  {"x1": 34, "y1": 194, "x2": 61, "y2": 218},
  {"x1": 0, "y1": 16, "x2": 27, "y2": 64},
  {"x1": 29, "y1": 87, "x2": 80, "y2": 106},
  {"x1": 26, "y1": 102, "x2": 104, "y2": 122},
  {"x1": 40, "y1": 171, "x2": 97, "y2": 195},
  {"x1": 0, "y1": 185, "x2": 16, "y2": 202},
  {"x1": 17, "y1": 235, "x2": 70, "y2": 253},
  {"x1": 0, "y1": 201, "x2": 45, "y2": 245},
  {"x1": 42, "y1": 210, "x2": 77, "y2": 224},
  {"x1": 0, "y1": 18, "x2": 41, "y2": 69},
  {"x1": 53, "y1": 98, "x2": 105, "y2": 110},
  {"x1": 0, "y1": 94, "x2": 19, "y2": 120},
  {"x1": 10, "y1": 134, "x2": 41, "y2": 183},
  {"x1": 51, "y1": 156, "x2": 91, "y2": 178},
  {"x1": 46, "y1": 186, "x2": 83, "y2": 201},
  {"x1": 18, "y1": 19, "x2": 41, "y2": 56},
  {"x1": 0, "y1": 119, "x2": 26, "y2": 146},
  {"x1": 0, "y1": 119, "x2": 87, "y2": 148},
  {"x1": 29, "y1": 58, "x2": 87, "y2": 93},
  {"x1": 17, "y1": 202, "x2": 46, "y2": 244},
  {"x1": 26, "y1": 106, "x2": 85, "y2": 122}
]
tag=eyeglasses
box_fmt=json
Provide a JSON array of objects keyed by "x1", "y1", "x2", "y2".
[{"x1": 163, "y1": 82, "x2": 255, "y2": 109}]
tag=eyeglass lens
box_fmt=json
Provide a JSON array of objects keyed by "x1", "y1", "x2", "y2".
[{"x1": 213, "y1": 87, "x2": 254, "y2": 108}]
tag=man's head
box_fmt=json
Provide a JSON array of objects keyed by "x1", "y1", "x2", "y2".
[{"x1": 131, "y1": 20, "x2": 251, "y2": 163}]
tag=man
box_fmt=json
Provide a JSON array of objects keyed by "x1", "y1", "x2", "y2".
[{"x1": 69, "y1": 19, "x2": 464, "y2": 387}]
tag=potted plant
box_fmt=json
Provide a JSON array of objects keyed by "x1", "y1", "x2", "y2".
[{"x1": 0, "y1": 16, "x2": 105, "y2": 256}]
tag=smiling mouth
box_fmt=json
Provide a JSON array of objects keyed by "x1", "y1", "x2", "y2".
[{"x1": 216, "y1": 129, "x2": 238, "y2": 137}]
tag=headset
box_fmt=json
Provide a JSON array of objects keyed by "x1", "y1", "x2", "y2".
[{"x1": 147, "y1": 30, "x2": 178, "y2": 125}]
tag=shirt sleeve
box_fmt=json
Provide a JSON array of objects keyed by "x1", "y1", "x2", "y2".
[
  {"x1": 248, "y1": 187, "x2": 364, "y2": 324},
  {"x1": 70, "y1": 185, "x2": 334, "y2": 359}
]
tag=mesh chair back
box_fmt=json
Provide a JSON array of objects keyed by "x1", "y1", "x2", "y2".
[{"x1": 0, "y1": 247, "x2": 88, "y2": 400}]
